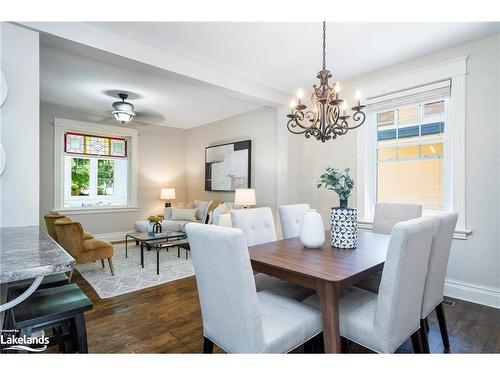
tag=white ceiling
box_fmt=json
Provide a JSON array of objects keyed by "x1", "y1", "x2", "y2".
[
  {"x1": 40, "y1": 37, "x2": 262, "y2": 129},
  {"x1": 41, "y1": 22, "x2": 500, "y2": 129},
  {"x1": 90, "y1": 22, "x2": 500, "y2": 93}
]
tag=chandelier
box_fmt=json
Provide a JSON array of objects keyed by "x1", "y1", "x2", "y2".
[
  {"x1": 112, "y1": 93, "x2": 136, "y2": 124},
  {"x1": 287, "y1": 22, "x2": 366, "y2": 142}
]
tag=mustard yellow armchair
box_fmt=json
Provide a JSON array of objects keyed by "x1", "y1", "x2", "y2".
[
  {"x1": 44, "y1": 212, "x2": 94, "y2": 244},
  {"x1": 54, "y1": 219, "x2": 115, "y2": 282}
]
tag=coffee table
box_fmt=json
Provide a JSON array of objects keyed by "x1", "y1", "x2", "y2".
[
  {"x1": 149, "y1": 240, "x2": 190, "y2": 275},
  {"x1": 125, "y1": 231, "x2": 188, "y2": 274}
]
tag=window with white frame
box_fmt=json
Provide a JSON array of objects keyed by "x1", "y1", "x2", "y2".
[
  {"x1": 365, "y1": 80, "x2": 451, "y2": 217},
  {"x1": 63, "y1": 132, "x2": 129, "y2": 208},
  {"x1": 54, "y1": 118, "x2": 138, "y2": 212},
  {"x1": 357, "y1": 57, "x2": 471, "y2": 238}
]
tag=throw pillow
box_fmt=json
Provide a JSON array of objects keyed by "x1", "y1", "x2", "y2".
[
  {"x1": 176, "y1": 202, "x2": 195, "y2": 209},
  {"x1": 163, "y1": 207, "x2": 173, "y2": 220},
  {"x1": 211, "y1": 203, "x2": 228, "y2": 225},
  {"x1": 171, "y1": 208, "x2": 197, "y2": 221},
  {"x1": 194, "y1": 200, "x2": 211, "y2": 221}
]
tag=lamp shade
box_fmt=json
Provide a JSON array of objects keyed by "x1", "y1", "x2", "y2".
[
  {"x1": 160, "y1": 188, "x2": 176, "y2": 200},
  {"x1": 234, "y1": 188, "x2": 256, "y2": 207}
]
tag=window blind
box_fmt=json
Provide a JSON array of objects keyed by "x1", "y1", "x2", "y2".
[{"x1": 366, "y1": 80, "x2": 451, "y2": 113}]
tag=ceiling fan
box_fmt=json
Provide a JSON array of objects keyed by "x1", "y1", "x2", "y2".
[{"x1": 110, "y1": 92, "x2": 165, "y2": 125}]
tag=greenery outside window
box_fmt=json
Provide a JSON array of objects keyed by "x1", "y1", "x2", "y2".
[
  {"x1": 71, "y1": 158, "x2": 90, "y2": 196},
  {"x1": 97, "y1": 160, "x2": 115, "y2": 196}
]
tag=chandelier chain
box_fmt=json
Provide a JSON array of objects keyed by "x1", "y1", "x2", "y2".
[{"x1": 322, "y1": 21, "x2": 326, "y2": 70}]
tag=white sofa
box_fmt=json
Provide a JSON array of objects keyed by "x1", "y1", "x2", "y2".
[
  {"x1": 133, "y1": 200, "x2": 232, "y2": 233},
  {"x1": 133, "y1": 218, "x2": 200, "y2": 233}
]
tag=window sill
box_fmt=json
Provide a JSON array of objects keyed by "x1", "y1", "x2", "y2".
[
  {"x1": 357, "y1": 220, "x2": 472, "y2": 240},
  {"x1": 56, "y1": 206, "x2": 139, "y2": 215}
]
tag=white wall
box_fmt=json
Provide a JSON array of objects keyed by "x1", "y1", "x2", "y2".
[
  {"x1": 40, "y1": 103, "x2": 188, "y2": 236},
  {"x1": 0, "y1": 23, "x2": 40, "y2": 227},
  {"x1": 37, "y1": 32, "x2": 498, "y2": 307},
  {"x1": 185, "y1": 106, "x2": 277, "y2": 211},
  {"x1": 279, "y1": 33, "x2": 500, "y2": 307}
]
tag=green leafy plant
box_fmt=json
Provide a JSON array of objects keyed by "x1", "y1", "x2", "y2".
[{"x1": 315, "y1": 167, "x2": 354, "y2": 202}]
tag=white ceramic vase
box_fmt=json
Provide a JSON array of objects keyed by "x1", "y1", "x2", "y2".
[{"x1": 299, "y1": 209, "x2": 325, "y2": 248}]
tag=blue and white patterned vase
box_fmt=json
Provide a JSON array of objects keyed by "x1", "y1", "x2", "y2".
[{"x1": 330, "y1": 200, "x2": 358, "y2": 249}]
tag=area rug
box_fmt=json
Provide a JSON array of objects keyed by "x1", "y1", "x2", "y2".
[{"x1": 76, "y1": 243, "x2": 194, "y2": 299}]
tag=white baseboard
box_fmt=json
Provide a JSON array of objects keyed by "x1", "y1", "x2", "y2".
[
  {"x1": 444, "y1": 278, "x2": 500, "y2": 309},
  {"x1": 94, "y1": 231, "x2": 134, "y2": 243}
]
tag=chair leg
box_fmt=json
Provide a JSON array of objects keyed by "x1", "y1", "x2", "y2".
[
  {"x1": 68, "y1": 267, "x2": 75, "y2": 283},
  {"x1": 100, "y1": 259, "x2": 105, "y2": 268},
  {"x1": 18, "y1": 327, "x2": 33, "y2": 354},
  {"x1": 435, "y1": 302, "x2": 450, "y2": 352},
  {"x1": 424, "y1": 317, "x2": 430, "y2": 333},
  {"x1": 303, "y1": 339, "x2": 313, "y2": 353},
  {"x1": 107, "y1": 258, "x2": 115, "y2": 276},
  {"x1": 203, "y1": 336, "x2": 214, "y2": 353},
  {"x1": 203, "y1": 336, "x2": 214, "y2": 354},
  {"x1": 410, "y1": 329, "x2": 424, "y2": 353},
  {"x1": 420, "y1": 319, "x2": 430, "y2": 353},
  {"x1": 341, "y1": 337, "x2": 350, "y2": 353},
  {"x1": 73, "y1": 313, "x2": 89, "y2": 353},
  {"x1": 312, "y1": 333, "x2": 325, "y2": 353},
  {"x1": 304, "y1": 334, "x2": 322, "y2": 353}
]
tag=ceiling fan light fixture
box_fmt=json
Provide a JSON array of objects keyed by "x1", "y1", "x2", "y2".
[{"x1": 112, "y1": 93, "x2": 136, "y2": 124}]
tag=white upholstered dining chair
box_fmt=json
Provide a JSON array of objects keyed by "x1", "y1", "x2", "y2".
[
  {"x1": 372, "y1": 202, "x2": 423, "y2": 234},
  {"x1": 230, "y1": 207, "x2": 277, "y2": 246},
  {"x1": 185, "y1": 223, "x2": 322, "y2": 353},
  {"x1": 304, "y1": 217, "x2": 437, "y2": 353},
  {"x1": 278, "y1": 204, "x2": 310, "y2": 239},
  {"x1": 231, "y1": 207, "x2": 314, "y2": 301},
  {"x1": 356, "y1": 202, "x2": 423, "y2": 293},
  {"x1": 419, "y1": 212, "x2": 458, "y2": 353}
]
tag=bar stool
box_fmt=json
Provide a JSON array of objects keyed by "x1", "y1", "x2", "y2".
[
  {"x1": 6, "y1": 273, "x2": 69, "y2": 298},
  {"x1": 3, "y1": 273, "x2": 70, "y2": 333},
  {"x1": 7, "y1": 284, "x2": 92, "y2": 353}
]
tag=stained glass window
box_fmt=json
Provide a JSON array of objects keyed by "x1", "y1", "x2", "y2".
[{"x1": 65, "y1": 132, "x2": 127, "y2": 158}]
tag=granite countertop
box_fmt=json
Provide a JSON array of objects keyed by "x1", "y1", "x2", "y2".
[{"x1": 0, "y1": 226, "x2": 75, "y2": 284}]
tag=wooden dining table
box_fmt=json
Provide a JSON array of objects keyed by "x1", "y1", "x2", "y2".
[{"x1": 248, "y1": 229, "x2": 390, "y2": 353}]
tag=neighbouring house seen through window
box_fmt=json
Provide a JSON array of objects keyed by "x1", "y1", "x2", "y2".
[{"x1": 376, "y1": 99, "x2": 445, "y2": 211}]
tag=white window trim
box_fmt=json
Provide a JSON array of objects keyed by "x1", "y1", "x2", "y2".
[
  {"x1": 54, "y1": 118, "x2": 139, "y2": 214},
  {"x1": 356, "y1": 56, "x2": 471, "y2": 239}
]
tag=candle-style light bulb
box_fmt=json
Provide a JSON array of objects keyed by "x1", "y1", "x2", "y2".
[
  {"x1": 354, "y1": 90, "x2": 361, "y2": 107},
  {"x1": 290, "y1": 99, "x2": 297, "y2": 109},
  {"x1": 297, "y1": 89, "x2": 304, "y2": 100},
  {"x1": 341, "y1": 101, "x2": 348, "y2": 116},
  {"x1": 334, "y1": 82, "x2": 341, "y2": 94}
]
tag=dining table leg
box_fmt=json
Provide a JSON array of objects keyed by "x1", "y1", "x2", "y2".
[{"x1": 316, "y1": 280, "x2": 341, "y2": 353}]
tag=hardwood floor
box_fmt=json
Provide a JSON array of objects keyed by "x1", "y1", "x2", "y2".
[{"x1": 71, "y1": 271, "x2": 499, "y2": 354}]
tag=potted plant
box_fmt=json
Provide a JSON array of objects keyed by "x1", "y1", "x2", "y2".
[
  {"x1": 315, "y1": 167, "x2": 358, "y2": 249},
  {"x1": 147, "y1": 215, "x2": 162, "y2": 236},
  {"x1": 315, "y1": 167, "x2": 354, "y2": 208}
]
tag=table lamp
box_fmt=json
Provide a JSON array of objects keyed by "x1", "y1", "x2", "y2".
[
  {"x1": 234, "y1": 188, "x2": 256, "y2": 209},
  {"x1": 160, "y1": 188, "x2": 176, "y2": 207}
]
